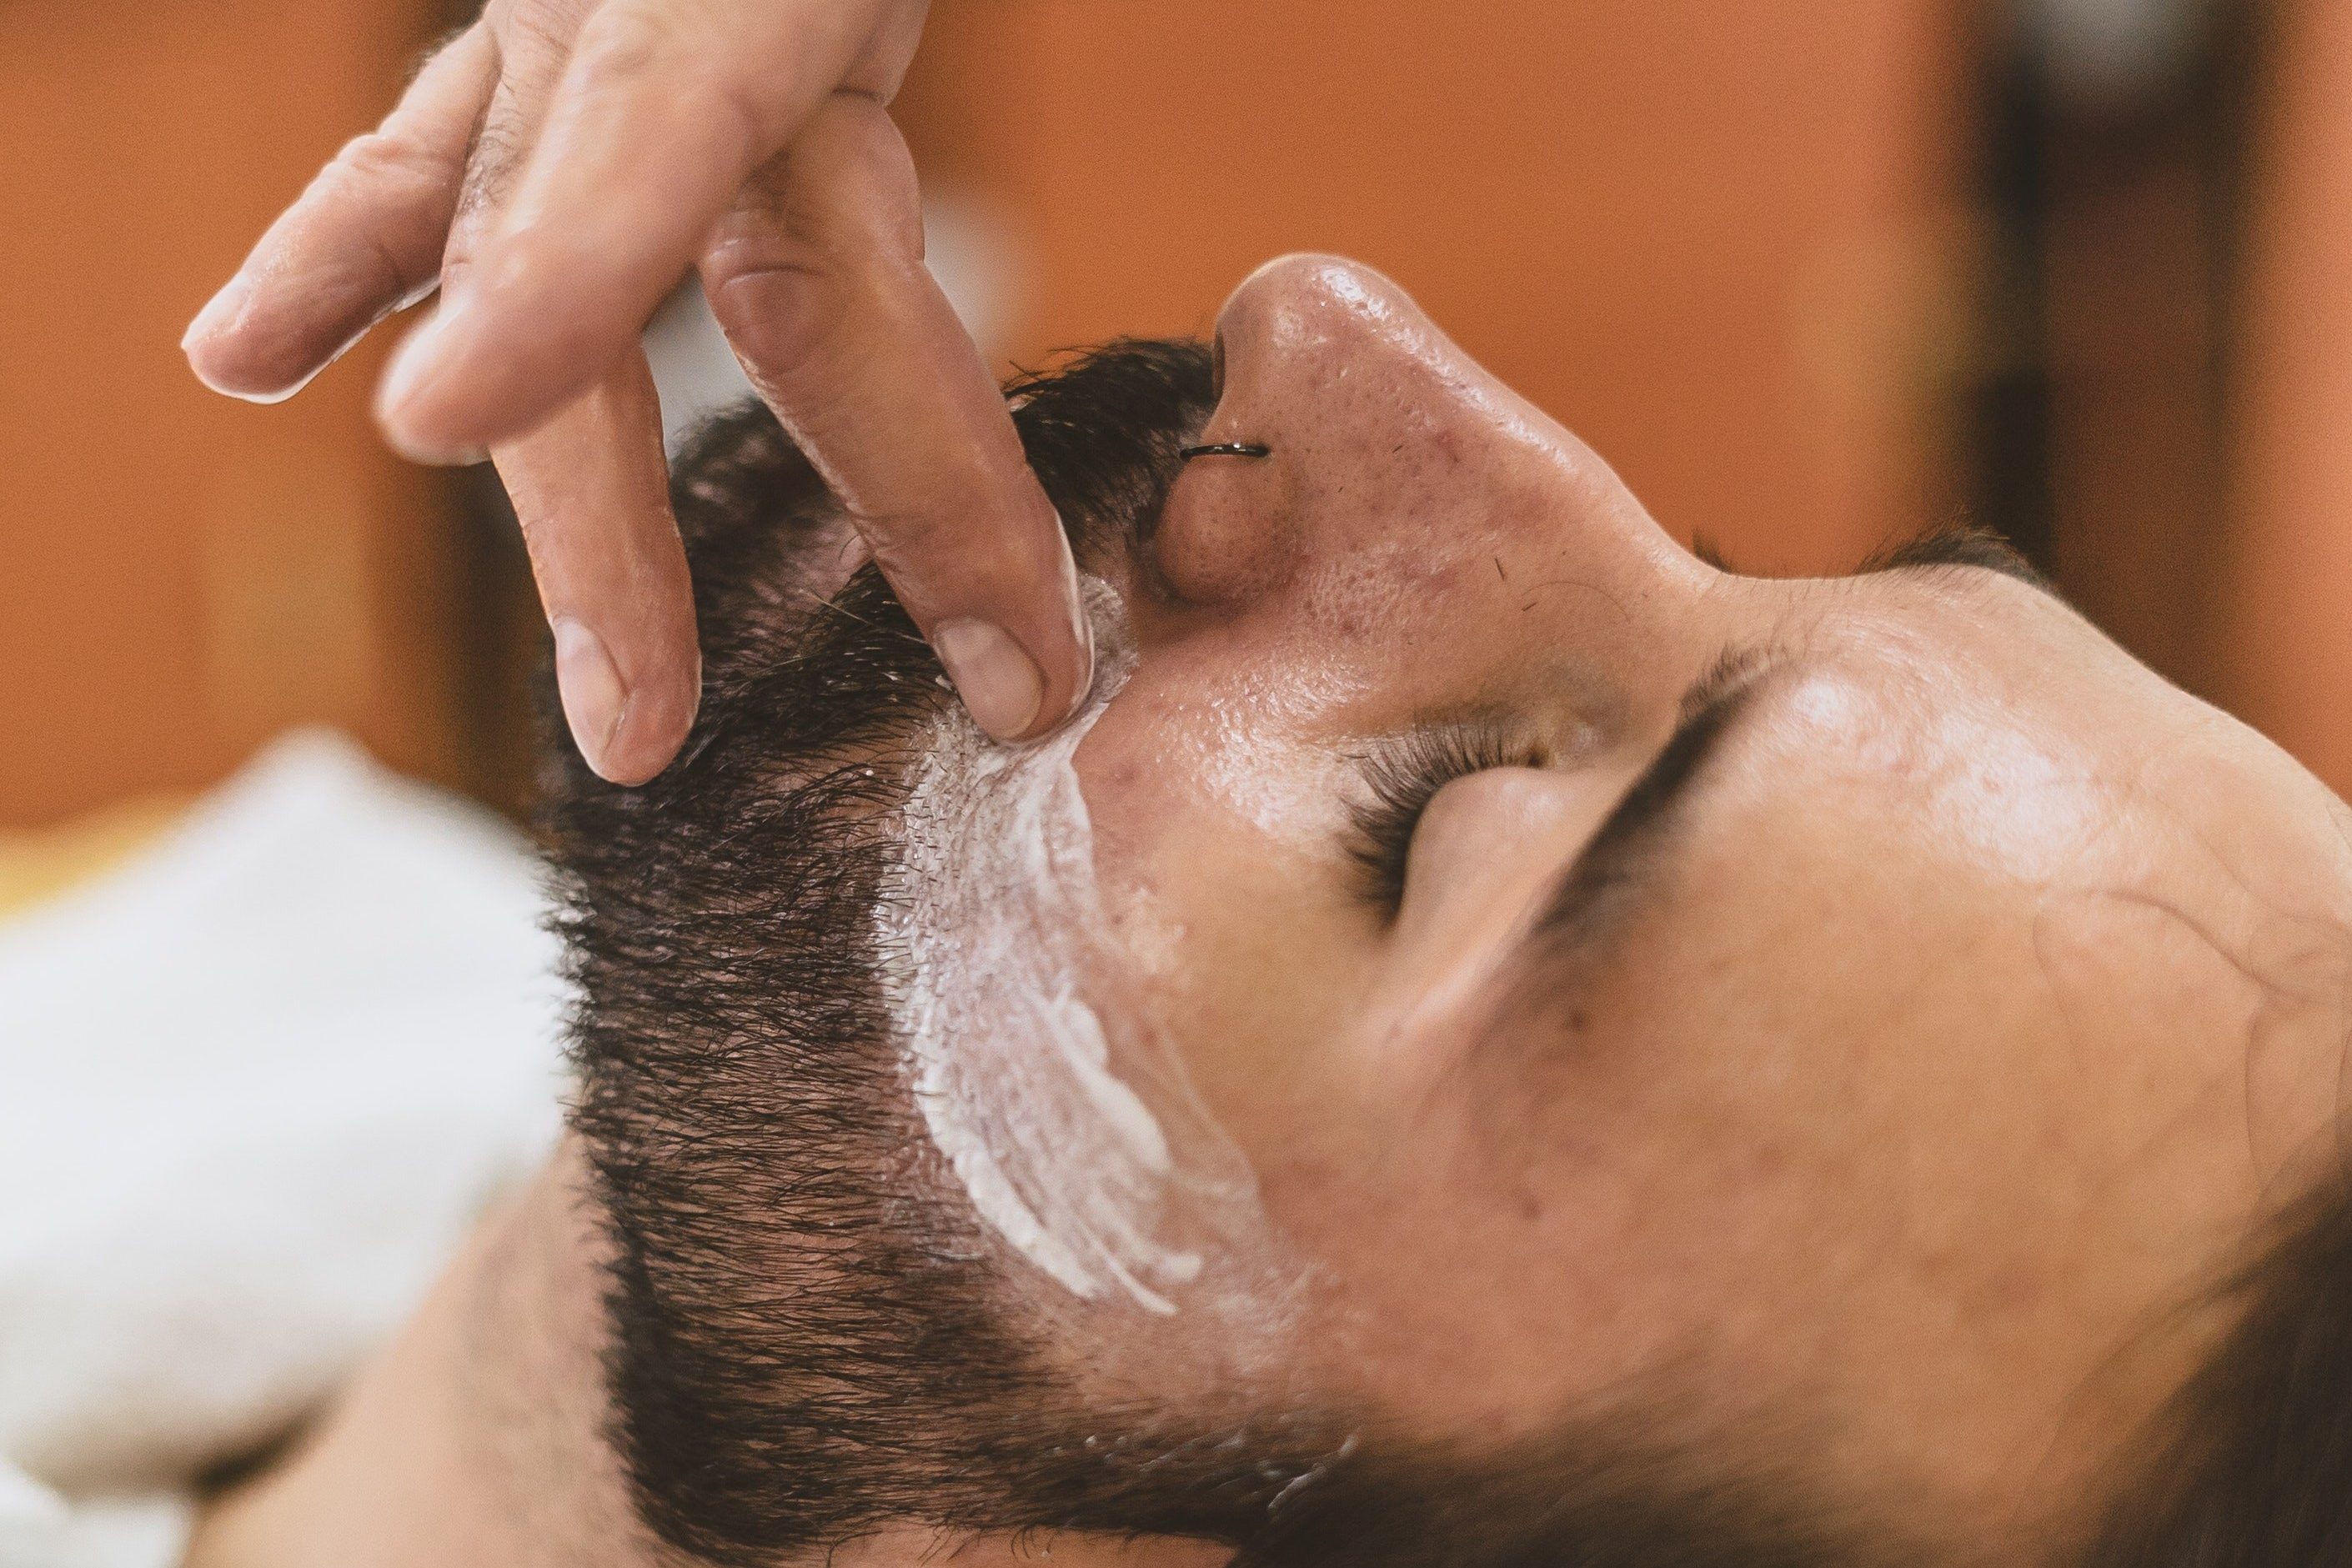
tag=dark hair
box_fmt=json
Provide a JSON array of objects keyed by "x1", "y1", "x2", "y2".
[
  {"x1": 543, "y1": 342, "x2": 2352, "y2": 1568},
  {"x1": 2077, "y1": 1175, "x2": 2352, "y2": 1565}
]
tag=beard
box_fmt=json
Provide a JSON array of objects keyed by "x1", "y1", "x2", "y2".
[{"x1": 544, "y1": 342, "x2": 1892, "y2": 1568}]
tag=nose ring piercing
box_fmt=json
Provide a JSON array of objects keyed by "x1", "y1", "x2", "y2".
[{"x1": 1178, "y1": 441, "x2": 1271, "y2": 460}]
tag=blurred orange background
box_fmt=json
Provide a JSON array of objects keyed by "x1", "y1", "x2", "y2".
[{"x1": 5, "y1": 0, "x2": 2349, "y2": 825}]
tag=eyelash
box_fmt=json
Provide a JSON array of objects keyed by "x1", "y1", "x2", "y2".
[{"x1": 1345, "y1": 724, "x2": 1541, "y2": 913}]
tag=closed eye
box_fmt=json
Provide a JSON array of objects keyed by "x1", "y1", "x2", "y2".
[{"x1": 1346, "y1": 720, "x2": 1543, "y2": 913}]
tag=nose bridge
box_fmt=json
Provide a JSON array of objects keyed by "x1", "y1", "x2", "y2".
[
  {"x1": 1164, "y1": 255, "x2": 1684, "y2": 622},
  {"x1": 1220, "y1": 256, "x2": 1535, "y2": 551}
]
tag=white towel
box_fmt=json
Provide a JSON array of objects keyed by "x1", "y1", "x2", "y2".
[{"x1": 0, "y1": 733, "x2": 569, "y2": 1567}]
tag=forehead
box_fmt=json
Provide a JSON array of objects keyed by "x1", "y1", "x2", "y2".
[{"x1": 1727, "y1": 570, "x2": 2138, "y2": 872}]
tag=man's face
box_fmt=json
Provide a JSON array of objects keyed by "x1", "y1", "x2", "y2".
[
  {"x1": 561, "y1": 255, "x2": 2352, "y2": 1565},
  {"x1": 1030, "y1": 257, "x2": 2352, "y2": 1538}
]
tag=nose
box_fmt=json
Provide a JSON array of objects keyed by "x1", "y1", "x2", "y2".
[{"x1": 1159, "y1": 255, "x2": 1697, "y2": 636}]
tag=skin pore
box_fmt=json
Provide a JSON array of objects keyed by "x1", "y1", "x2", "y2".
[{"x1": 192, "y1": 256, "x2": 2352, "y2": 1567}]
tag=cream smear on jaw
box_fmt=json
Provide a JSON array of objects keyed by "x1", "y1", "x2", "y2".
[{"x1": 876, "y1": 593, "x2": 1264, "y2": 1315}]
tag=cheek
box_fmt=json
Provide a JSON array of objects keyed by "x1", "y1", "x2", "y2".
[
  {"x1": 1079, "y1": 642, "x2": 1367, "y2": 842},
  {"x1": 1284, "y1": 984, "x2": 1923, "y2": 1445},
  {"x1": 1264, "y1": 1047, "x2": 1763, "y2": 1436},
  {"x1": 1073, "y1": 689, "x2": 1378, "y2": 1165}
]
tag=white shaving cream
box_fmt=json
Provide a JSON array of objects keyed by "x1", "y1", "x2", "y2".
[{"x1": 877, "y1": 594, "x2": 1264, "y2": 1315}]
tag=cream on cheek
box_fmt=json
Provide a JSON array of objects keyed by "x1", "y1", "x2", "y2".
[{"x1": 875, "y1": 590, "x2": 1273, "y2": 1317}]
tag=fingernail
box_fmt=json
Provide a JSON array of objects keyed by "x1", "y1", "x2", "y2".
[
  {"x1": 934, "y1": 619, "x2": 1046, "y2": 742},
  {"x1": 552, "y1": 616, "x2": 629, "y2": 779},
  {"x1": 183, "y1": 275, "x2": 251, "y2": 353},
  {"x1": 376, "y1": 293, "x2": 476, "y2": 463}
]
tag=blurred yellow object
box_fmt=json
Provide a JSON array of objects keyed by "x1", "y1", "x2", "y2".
[{"x1": 0, "y1": 797, "x2": 185, "y2": 920}]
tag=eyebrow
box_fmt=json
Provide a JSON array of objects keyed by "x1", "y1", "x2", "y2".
[
  {"x1": 1694, "y1": 524, "x2": 2060, "y2": 599},
  {"x1": 1853, "y1": 526, "x2": 2058, "y2": 594},
  {"x1": 1522, "y1": 645, "x2": 1778, "y2": 960},
  {"x1": 1517, "y1": 529, "x2": 2055, "y2": 974}
]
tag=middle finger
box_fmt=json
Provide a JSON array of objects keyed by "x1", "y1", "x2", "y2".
[{"x1": 375, "y1": 1, "x2": 584, "y2": 460}]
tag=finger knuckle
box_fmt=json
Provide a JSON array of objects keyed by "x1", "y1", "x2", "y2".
[
  {"x1": 568, "y1": 3, "x2": 770, "y2": 164},
  {"x1": 333, "y1": 128, "x2": 439, "y2": 192},
  {"x1": 701, "y1": 223, "x2": 826, "y2": 301},
  {"x1": 864, "y1": 518, "x2": 960, "y2": 581},
  {"x1": 861, "y1": 482, "x2": 1012, "y2": 566},
  {"x1": 765, "y1": 99, "x2": 923, "y2": 260},
  {"x1": 573, "y1": 3, "x2": 669, "y2": 84}
]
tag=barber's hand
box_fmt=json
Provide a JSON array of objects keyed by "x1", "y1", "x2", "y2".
[{"x1": 181, "y1": 0, "x2": 1091, "y2": 782}]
